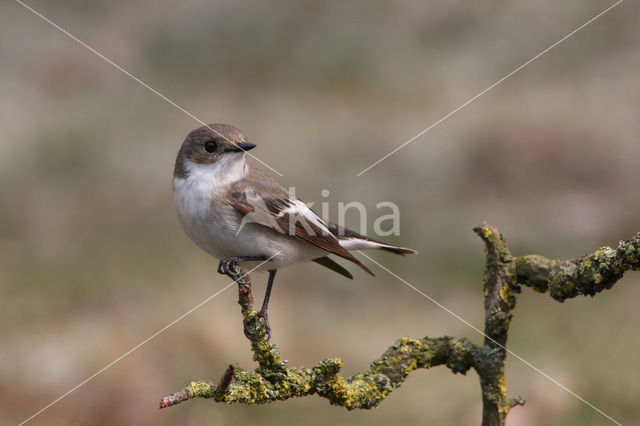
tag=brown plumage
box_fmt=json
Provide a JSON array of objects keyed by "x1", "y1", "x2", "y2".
[{"x1": 228, "y1": 165, "x2": 374, "y2": 276}]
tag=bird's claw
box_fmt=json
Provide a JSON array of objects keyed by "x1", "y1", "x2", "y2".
[
  {"x1": 217, "y1": 258, "x2": 238, "y2": 275},
  {"x1": 217, "y1": 258, "x2": 249, "y2": 292}
]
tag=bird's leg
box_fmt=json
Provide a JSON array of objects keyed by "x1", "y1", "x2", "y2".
[{"x1": 258, "y1": 269, "x2": 277, "y2": 341}]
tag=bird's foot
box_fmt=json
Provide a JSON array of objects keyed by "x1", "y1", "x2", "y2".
[{"x1": 217, "y1": 258, "x2": 250, "y2": 293}]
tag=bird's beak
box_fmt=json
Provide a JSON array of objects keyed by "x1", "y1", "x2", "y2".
[{"x1": 230, "y1": 142, "x2": 257, "y2": 152}]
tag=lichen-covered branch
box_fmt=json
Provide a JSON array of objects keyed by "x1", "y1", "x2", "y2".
[
  {"x1": 160, "y1": 270, "x2": 480, "y2": 410},
  {"x1": 473, "y1": 224, "x2": 520, "y2": 425},
  {"x1": 515, "y1": 233, "x2": 640, "y2": 301},
  {"x1": 160, "y1": 224, "x2": 638, "y2": 426}
]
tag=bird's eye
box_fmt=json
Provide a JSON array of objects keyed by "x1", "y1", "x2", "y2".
[{"x1": 204, "y1": 140, "x2": 217, "y2": 153}]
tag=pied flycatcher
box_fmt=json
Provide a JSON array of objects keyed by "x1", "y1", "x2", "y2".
[{"x1": 173, "y1": 124, "x2": 416, "y2": 338}]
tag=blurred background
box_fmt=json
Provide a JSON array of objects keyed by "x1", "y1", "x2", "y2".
[{"x1": 1, "y1": 0, "x2": 639, "y2": 424}]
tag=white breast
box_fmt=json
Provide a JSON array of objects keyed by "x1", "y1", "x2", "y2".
[{"x1": 172, "y1": 155, "x2": 248, "y2": 259}]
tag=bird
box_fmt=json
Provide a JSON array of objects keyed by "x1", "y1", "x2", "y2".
[{"x1": 173, "y1": 124, "x2": 417, "y2": 339}]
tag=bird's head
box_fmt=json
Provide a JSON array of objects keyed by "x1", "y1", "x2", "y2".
[{"x1": 174, "y1": 124, "x2": 256, "y2": 179}]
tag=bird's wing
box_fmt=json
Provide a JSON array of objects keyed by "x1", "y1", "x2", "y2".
[{"x1": 227, "y1": 166, "x2": 373, "y2": 275}]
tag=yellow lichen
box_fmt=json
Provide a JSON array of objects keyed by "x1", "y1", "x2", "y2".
[
  {"x1": 190, "y1": 381, "x2": 213, "y2": 396},
  {"x1": 481, "y1": 226, "x2": 493, "y2": 240},
  {"x1": 499, "y1": 285, "x2": 510, "y2": 304},
  {"x1": 498, "y1": 376, "x2": 507, "y2": 396},
  {"x1": 404, "y1": 359, "x2": 417, "y2": 376}
]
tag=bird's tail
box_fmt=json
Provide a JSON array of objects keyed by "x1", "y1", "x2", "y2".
[{"x1": 327, "y1": 222, "x2": 418, "y2": 255}]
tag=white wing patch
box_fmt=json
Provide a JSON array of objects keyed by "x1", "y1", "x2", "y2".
[
  {"x1": 277, "y1": 199, "x2": 333, "y2": 237},
  {"x1": 338, "y1": 238, "x2": 385, "y2": 250},
  {"x1": 338, "y1": 238, "x2": 407, "y2": 251}
]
